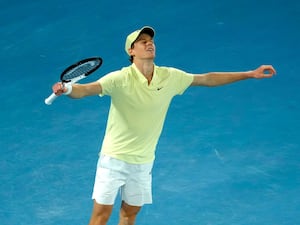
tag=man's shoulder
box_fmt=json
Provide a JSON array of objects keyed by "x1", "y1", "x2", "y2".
[
  {"x1": 155, "y1": 65, "x2": 188, "y2": 75},
  {"x1": 104, "y1": 65, "x2": 131, "y2": 78}
]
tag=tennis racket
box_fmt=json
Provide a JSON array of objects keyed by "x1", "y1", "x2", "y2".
[{"x1": 45, "y1": 57, "x2": 103, "y2": 105}]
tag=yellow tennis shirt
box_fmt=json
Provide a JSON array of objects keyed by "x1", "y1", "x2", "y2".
[{"x1": 97, "y1": 63, "x2": 193, "y2": 164}]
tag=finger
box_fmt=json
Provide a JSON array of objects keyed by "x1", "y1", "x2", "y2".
[
  {"x1": 263, "y1": 69, "x2": 275, "y2": 77},
  {"x1": 263, "y1": 73, "x2": 273, "y2": 78},
  {"x1": 53, "y1": 83, "x2": 64, "y2": 94},
  {"x1": 264, "y1": 65, "x2": 276, "y2": 75}
]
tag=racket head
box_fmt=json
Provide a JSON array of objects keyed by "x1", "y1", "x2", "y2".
[{"x1": 60, "y1": 57, "x2": 103, "y2": 83}]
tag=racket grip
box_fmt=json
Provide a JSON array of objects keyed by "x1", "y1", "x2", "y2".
[{"x1": 45, "y1": 93, "x2": 58, "y2": 105}]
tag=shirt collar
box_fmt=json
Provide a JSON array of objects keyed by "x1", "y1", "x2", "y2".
[{"x1": 131, "y1": 63, "x2": 159, "y2": 85}]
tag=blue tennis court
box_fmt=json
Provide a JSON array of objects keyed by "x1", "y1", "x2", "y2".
[{"x1": 1, "y1": 0, "x2": 299, "y2": 224}]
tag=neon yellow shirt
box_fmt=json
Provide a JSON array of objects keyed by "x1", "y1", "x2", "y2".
[{"x1": 98, "y1": 63, "x2": 193, "y2": 164}]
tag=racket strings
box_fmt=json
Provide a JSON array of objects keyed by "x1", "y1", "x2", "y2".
[{"x1": 62, "y1": 59, "x2": 101, "y2": 81}]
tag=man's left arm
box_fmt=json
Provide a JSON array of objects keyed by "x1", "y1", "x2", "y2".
[{"x1": 190, "y1": 65, "x2": 276, "y2": 87}]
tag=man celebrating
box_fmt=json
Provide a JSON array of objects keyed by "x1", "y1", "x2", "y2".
[{"x1": 52, "y1": 26, "x2": 276, "y2": 225}]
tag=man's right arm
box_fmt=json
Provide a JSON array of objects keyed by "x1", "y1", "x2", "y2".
[{"x1": 52, "y1": 81, "x2": 102, "y2": 99}]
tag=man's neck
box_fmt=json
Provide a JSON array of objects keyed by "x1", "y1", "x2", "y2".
[{"x1": 133, "y1": 60, "x2": 154, "y2": 84}]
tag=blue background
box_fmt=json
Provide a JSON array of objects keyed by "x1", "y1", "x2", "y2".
[{"x1": 1, "y1": 0, "x2": 299, "y2": 224}]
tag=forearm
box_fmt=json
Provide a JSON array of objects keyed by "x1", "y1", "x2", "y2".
[
  {"x1": 67, "y1": 84, "x2": 86, "y2": 99},
  {"x1": 65, "y1": 82, "x2": 102, "y2": 98},
  {"x1": 197, "y1": 71, "x2": 253, "y2": 87}
]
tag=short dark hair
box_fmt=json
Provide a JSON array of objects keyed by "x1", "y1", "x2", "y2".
[{"x1": 129, "y1": 56, "x2": 134, "y2": 63}]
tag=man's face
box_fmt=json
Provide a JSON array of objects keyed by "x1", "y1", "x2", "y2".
[{"x1": 129, "y1": 33, "x2": 155, "y2": 60}]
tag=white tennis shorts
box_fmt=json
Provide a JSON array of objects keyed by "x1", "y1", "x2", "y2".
[{"x1": 92, "y1": 155, "x2": 153, "y2": 206}]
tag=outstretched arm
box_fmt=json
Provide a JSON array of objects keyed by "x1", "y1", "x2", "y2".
[
  {"x1": 190, "y1": 65, "x2": 276, "y2": 87},
  {"x1": 52, "y1": 81, "x2": 102, "y2": 99}
]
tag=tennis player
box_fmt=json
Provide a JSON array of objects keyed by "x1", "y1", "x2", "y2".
[{"x1": 52, "y1": 26, "x2": 276, "y2": 225}]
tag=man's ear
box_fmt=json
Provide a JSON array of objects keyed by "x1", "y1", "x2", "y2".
[{"x1": 128, "y1": 47, "x2": 134, "y2": 56}]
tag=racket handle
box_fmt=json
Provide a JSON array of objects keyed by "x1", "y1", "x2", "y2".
[{"x1": 45, "y1": 93, "x2": 58, "y2": 105}]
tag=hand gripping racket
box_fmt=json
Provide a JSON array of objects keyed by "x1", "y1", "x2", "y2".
[{"x1": 45, "y1": 57, "x2": 103, "y2": 105}]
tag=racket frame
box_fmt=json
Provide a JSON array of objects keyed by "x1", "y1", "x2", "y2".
[{"x1": 45, "y1": 57, "x2": 102, "y2": 105}]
